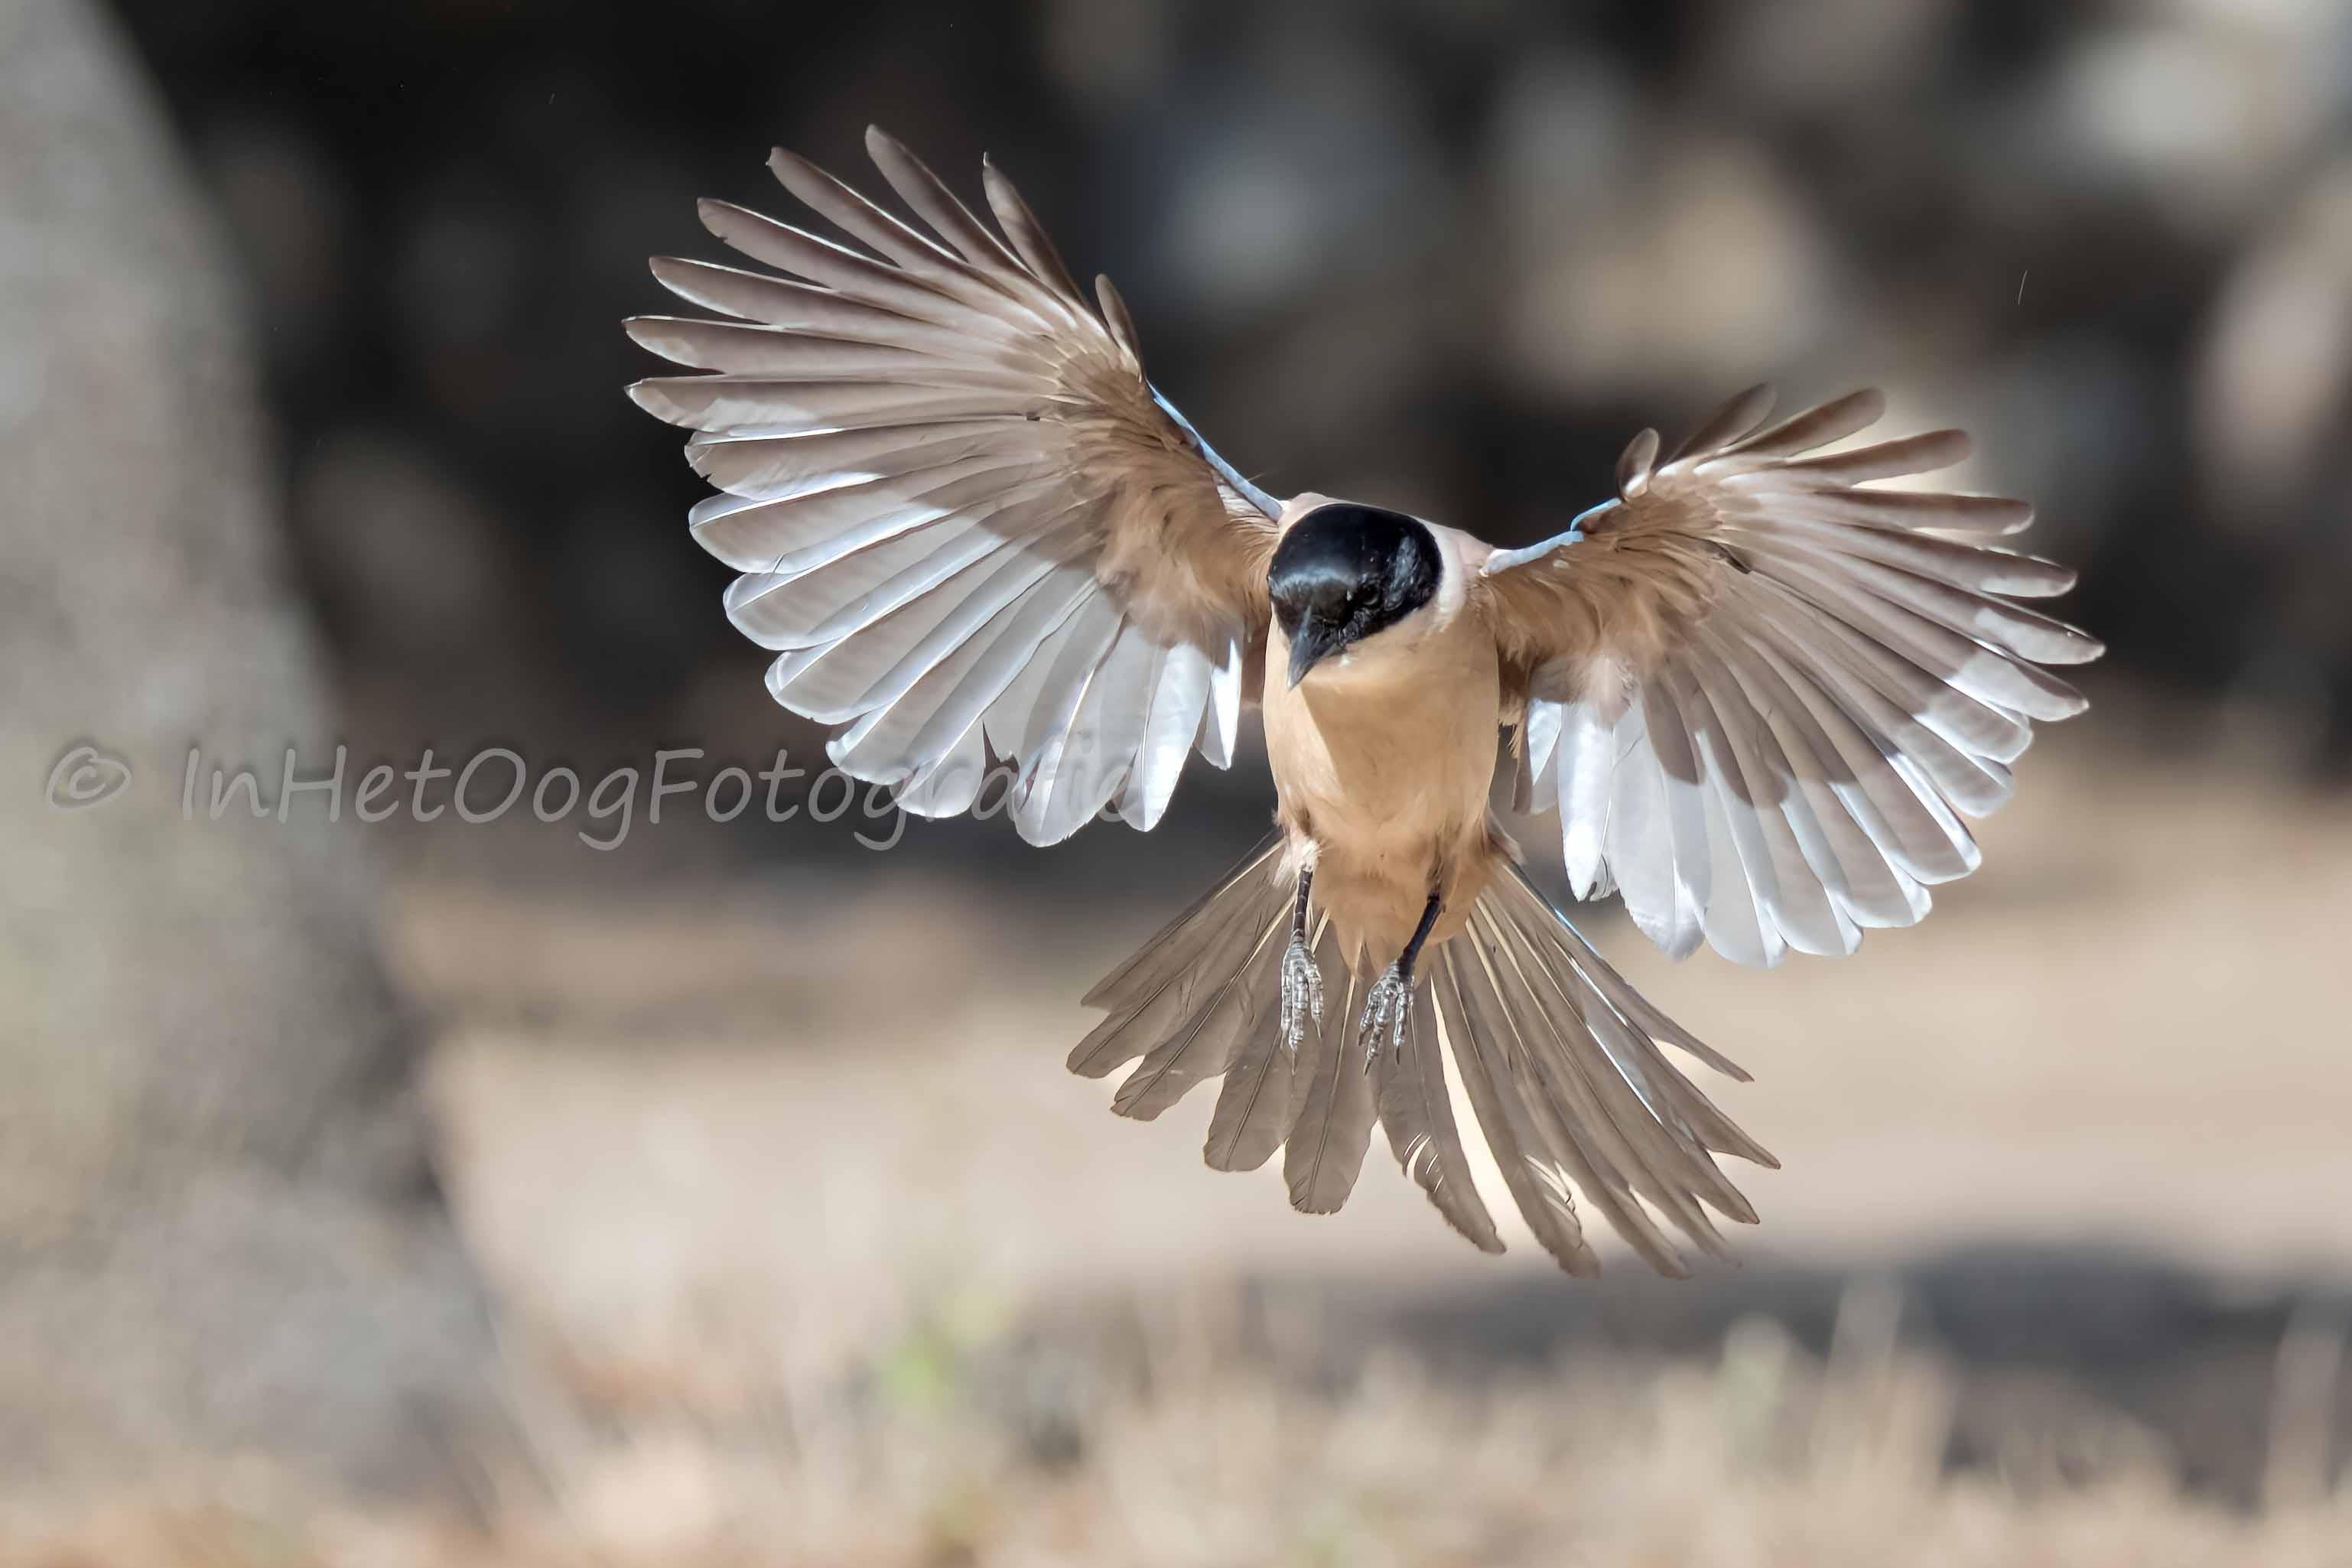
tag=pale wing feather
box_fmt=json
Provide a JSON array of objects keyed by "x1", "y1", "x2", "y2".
[
  {"x1": 772, "y1": 510, "x2": 1103, "y2": 724},
  {"x1": 1119, "y1": 640, "x2": 1215, "y2": 831},
  {"x1": 1195, "y1": 631, "x2": 1246, "y2": 768},
  {"x1": 1023, "y1": 620, "x2": 1163, "y2": 844},
  {"x1": 828, "y1": 564, "x2": 1098, "y2": 792}
]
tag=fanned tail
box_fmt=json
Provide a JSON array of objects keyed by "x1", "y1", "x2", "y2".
[
  {"x1": 1428, "y1": 864, "x2": 1775, "y2": 1279},
  {"x1": 1073, "y1": 847, "x2": 1776, "y2": 1278}
]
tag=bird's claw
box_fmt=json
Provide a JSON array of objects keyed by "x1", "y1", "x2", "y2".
[
  {"x1": 1356, "y1": 962, "x2": 1412, "y2": 1071},
  {"x1": 1278, "y1": 935, "x2": 1322, "y2": 1056}
]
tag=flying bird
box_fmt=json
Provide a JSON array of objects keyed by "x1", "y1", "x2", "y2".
[{"x1": 626, "y1": 129, "x2": 2100, "y2": 1278}]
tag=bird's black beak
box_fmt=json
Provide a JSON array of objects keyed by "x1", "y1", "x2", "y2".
[{"x1": 1286, "y1": 616, "x2": 1347, "y2": 688}]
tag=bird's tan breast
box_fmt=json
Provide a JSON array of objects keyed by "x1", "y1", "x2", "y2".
[{"x1": 1261, "y1": 613, "x2": 1504, "y2": 961}]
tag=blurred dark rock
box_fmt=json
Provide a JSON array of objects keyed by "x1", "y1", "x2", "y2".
[{"x1": 296, "y1": 425, "x2": 516, "y2": 662}]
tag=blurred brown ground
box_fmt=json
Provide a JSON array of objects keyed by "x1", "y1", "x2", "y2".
[
  {"x1": 414, "y1": 708, "x2": 2352, "y2": 1312},
  {"x1": 225, "y1": 703, "x2": 2333, "y2": 1565}
]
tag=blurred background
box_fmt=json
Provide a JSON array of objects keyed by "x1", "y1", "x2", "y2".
[{"x1": 5, "y1": 0, "x2": 2351, "y2": 1561}]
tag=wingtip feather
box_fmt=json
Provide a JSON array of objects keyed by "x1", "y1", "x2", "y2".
[
  {"x1": 623, "y1": 378, "x2": 669, "y2": 419},
  {"x1": 1096, "y1": 273, "x2": 1143, "y2": 366},
  {"x1": 694, "y1": 196, "x2": 740, "y2": 240},
  {"x1": 1617, "y1": 428, "x2": 1660, "y2": 499}
]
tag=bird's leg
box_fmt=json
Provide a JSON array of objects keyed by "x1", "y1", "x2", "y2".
[
  {"x1": 1358, "y1": 893, "x2": 1441, "y2": 1069},
  {"x1": 1278, "y1": 867, "x2": 1322, "y2": 1056}
]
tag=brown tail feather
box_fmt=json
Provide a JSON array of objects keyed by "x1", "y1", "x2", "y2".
[{"x1": 1073, "y1": 846, "x2": 1774, "y2": 1278}]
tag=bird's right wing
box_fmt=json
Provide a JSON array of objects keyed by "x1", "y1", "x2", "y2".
[
  {"x1": 1479, "y1": 388, "x2": 2101, "y2": 967},
  {"x1": 629, "y1": 129, "x2": 1281, "y2": 844}
]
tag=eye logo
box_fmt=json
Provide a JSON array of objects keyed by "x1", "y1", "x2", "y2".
[{"x1": 47, "y1": 745, "x2": 131, "y2": 811}]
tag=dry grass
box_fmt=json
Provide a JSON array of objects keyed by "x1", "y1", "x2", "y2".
[{"x1": 9, "y1": 1307, "x2": 2350, "y2": 1567}]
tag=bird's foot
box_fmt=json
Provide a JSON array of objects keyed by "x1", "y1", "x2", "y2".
[
  {"x1": 1278, "y1": 934, "x2": 1322, "y2": 1056},
  {"x1": 1356, "y1": 961, "x2": 1412, "y2": 1070}
]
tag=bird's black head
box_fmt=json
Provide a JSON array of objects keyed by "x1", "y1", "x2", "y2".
[{"x1": 1268, "y1": 503, "x2": 1441, "y2": 688}]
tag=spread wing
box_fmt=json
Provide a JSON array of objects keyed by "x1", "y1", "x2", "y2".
[
  {"x1": 628, "y1": 128, "x2": 1281, "y2": 844},
  {"x1": 1477, "y1": 387, "x2": 2101, "y2": 968}
]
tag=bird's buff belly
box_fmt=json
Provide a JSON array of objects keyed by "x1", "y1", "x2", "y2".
[{"x1": 1261, "y1": 650, "x2": 1502, "y2": 965}]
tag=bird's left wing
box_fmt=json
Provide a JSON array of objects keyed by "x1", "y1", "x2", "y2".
[
  {"x1": 629, "y1": 128, "x2": 1280, "y2": 844},
  {"x1": 1476, "y1": 387, "x2": 2101, "y2": 968}
]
